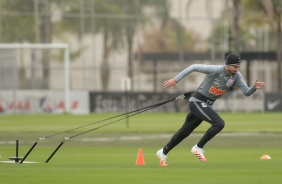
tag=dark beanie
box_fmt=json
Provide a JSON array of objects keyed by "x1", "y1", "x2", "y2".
[{"x1": 225, "y1": 53, "x2": 241, "y2": 65}]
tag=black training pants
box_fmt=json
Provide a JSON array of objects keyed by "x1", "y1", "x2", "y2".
[{"x1": 163, "y1": 101, "x2": 225, "y2": 155}]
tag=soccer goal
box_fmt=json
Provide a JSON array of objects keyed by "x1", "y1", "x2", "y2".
[{"x1": 0, "y1": 43, "x2": 71, "y2": 113}]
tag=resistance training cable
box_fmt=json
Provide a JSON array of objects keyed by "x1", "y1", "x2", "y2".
[{"x1": 20, "y1": 92, "x2": 192, "y2": 163}]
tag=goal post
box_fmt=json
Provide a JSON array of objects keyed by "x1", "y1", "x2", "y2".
[{"x1": 0, "y1": 43, "x2": 71, "y2": 113}]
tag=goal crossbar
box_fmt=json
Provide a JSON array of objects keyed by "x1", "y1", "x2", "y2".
[{"x1": 0, "y1": 43, "x2": 71, "y2": 113}]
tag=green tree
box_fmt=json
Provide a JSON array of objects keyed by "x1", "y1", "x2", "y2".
[
  {"x1": 185, "y1": 0, "x2": 234, "y2": 55},
  {"x1": 59, "y1": 0, "x2": 170, "y2": 91},
  {"x1": 0, "y1": 0, "x2": 54, "y2": 89},
  {"x1": 119, "y1": 0, "x2": 170, "y2": 89},
  {"x1": 0, "y1": 0, "x2": 35, "y2": 89},
  {"x1": 242, "y1": 0, "x2": 282, "y2": 91},
  {"x1": 232, "y1": 0, "x2": 241, "y2": 53},
  {"x1": 58, "y1": 0, "x2": 125, "y2": 91},
  {"x1": 141, "y1": 19, "x2": 203, "y2": 52}
]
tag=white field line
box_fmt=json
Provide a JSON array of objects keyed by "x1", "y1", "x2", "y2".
[
  {"x1": 81, "y1": 132, "x2": 280, "y2": 142},
  {"x1": 0, "y1": 132, "x2": 279, "y2": 145}
]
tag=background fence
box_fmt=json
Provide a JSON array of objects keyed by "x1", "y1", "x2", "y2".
[{"x1": 0, "y1": 0, "x2": 281, "y2": 114}]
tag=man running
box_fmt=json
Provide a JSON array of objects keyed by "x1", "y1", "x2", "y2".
[{"x1": 156, "y1": 53, "x2": 265, "y2": 166}]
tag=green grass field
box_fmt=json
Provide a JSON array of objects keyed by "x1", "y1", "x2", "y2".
[{"x1": 0, "y1": 113, "x2": 282, "y2": 184}]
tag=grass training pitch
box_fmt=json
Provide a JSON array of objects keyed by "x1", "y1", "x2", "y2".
[{"x1": 0, "y1": 112, "x2": 282, "y2": 184}]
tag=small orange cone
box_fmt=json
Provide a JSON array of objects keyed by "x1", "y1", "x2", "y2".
[
  {"x1": 260, "y1": 154, "x2": 271, "y2": 160},
  {"x1": 136, "y1": 148, "x2": 145, "y2": 165}
]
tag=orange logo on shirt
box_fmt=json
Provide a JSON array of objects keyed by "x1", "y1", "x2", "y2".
[{"x1": 209, "y1": 86, "x2": 227, "y2": 95}]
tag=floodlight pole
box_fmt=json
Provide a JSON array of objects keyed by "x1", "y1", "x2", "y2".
[
  {"x1": 64, "y1": 46, "x2": 70, "y2": 113},
  {"x1": 0, "y1": 43, "x2": 70, "y2": 113}
]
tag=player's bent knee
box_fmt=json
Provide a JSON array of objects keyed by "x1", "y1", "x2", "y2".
[
  {"x1": 218, "y1": 120, "x2": 225, "y2": 130},
  {"x1": 213, "y1": 120, "x2": 225, "y2": 131}
]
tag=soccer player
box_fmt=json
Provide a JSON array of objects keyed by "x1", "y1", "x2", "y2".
[{"x1": 156, "y1": 53, "x2": 265, "y2": 166}]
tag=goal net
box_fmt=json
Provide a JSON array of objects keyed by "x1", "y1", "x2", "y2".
[{"x1": 0, "y1": 43, "x2": 71, "y2": 113}]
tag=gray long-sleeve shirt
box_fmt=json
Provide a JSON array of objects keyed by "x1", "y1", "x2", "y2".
[{"x1": 174, "y1": 64, "x2": 256, "y2": 101}]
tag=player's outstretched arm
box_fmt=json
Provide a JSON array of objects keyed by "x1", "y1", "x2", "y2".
[{"x1": 163, "y1": 79, "x2": 177, "y2": 89}]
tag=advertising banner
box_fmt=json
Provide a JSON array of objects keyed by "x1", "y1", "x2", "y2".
[
  {"x1": 264, "y1": 93, "x2": 282, "y2": 112},
  {"x1": 0, "y1": 90, "x2": 89, "y2": 114},
  {"x1": 89, "y1": 92, "x2": 188, "y2": 113},
  {"x1": 89, "y1": 91, "x2": 265, "y2": 113}
]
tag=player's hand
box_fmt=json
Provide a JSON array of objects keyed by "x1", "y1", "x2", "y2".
[
  {"x1": 253, "y1": 78, "x2": 265, "y2": 89},
  {"x1": 163, "y1": 79, "x2": 177, "y2": 89}
]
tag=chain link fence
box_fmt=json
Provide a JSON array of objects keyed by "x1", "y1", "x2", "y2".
[{"x1": 0, "y1": 0, "x2": 279, "y2": 93}]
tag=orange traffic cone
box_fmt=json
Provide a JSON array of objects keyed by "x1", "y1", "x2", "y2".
[{"x1": 136, "y1": 148, "x2": 145, "y2": 165}]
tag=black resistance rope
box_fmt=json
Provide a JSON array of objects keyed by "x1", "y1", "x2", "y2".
[
  {"x1": 20, "y1": 93, "x2": 191, "y2": 164},
  {"x1": 45, "y1": 98, "x2": 170, "y2": 163}
]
